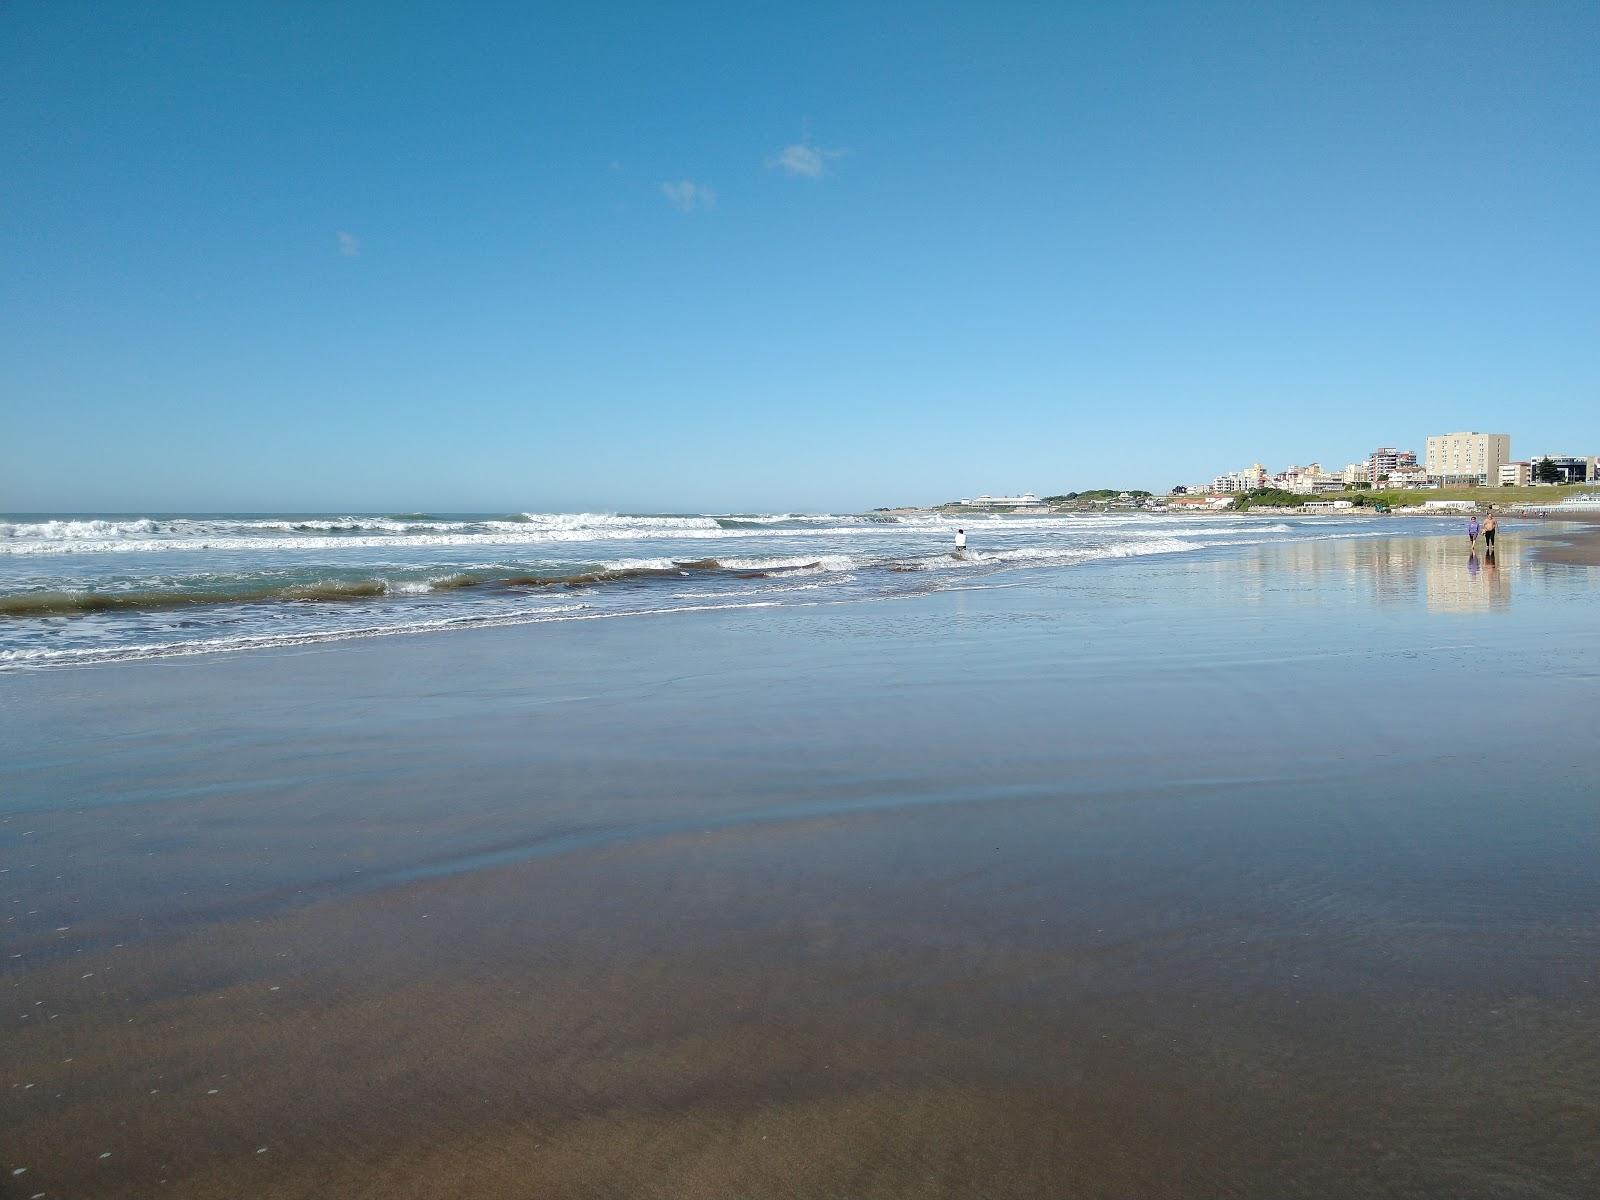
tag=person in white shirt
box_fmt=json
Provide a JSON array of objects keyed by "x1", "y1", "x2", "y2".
[{"x1": 954, "y1": 528, "x2": 967, "y2": 553}]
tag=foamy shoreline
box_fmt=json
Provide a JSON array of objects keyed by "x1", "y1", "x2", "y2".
[{"x1": 0, "y1": 511, "x2": 1407, "y2": 669}]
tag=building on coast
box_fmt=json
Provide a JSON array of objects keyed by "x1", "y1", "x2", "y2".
[
  {"x1": 957, "y1": 493, "x2": 1048, "y2": 510},
  {"x1": 1523, "y1": 455, "x2": 1595, "y2": 485},
  {"x1": 1275, "y1": 463, "x2": 1346, "y2": 494},
  {"x1": 1365, "y1": 447, "x2": 1419, "y2": 486},
  {"x1": 1500, "y1": 461, "x2": 1531, "y2": 487},
  {"x1": 1197, "y1": 433, "x2": 1586, "y2": 500},
  {"x1": 1386, "y1": 465, "x2": 1430, "y2": 488},
  {"x1": 1211, "y1": 464, "x2": 1267, "y2": 493},
  {"x1": 1424, "y1": 432, "x2": 1510, "y2": 486}
]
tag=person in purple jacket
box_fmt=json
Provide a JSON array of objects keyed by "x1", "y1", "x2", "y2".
[{"x1": 1466, "y1": 515, "x2": 1481, "y2": 552}]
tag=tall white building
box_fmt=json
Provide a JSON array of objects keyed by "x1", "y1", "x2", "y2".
[
  {"x1": 1211, "y1": 464, "x2": 1267, "y2": 494},
  {"x1": 1425, "y1": 432, "x2": 1511, "y2": 486}
]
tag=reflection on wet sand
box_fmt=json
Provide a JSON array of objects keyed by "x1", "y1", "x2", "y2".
[
  {"x1": 3, "y1": 534, "x2": 1598, "y2": 1199},
  {"x1": 1424, "y1": 542, "x2": 1512, "y2": 613},
  {"x1": 1204, "y1": 532, "x2": 1529, "y2": 612}
]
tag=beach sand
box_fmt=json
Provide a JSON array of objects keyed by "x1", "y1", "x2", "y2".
[
  {"x1": 3, "y1": 533, "x2": 1598, "y2": 1198},
  {"x1": 1529, "y1": 517, "x2": 1600, "y2": 566}
]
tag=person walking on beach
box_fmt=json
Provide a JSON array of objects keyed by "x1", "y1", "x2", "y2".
[
  {"x1": 954, "y1": 527, "x2": 967, "y2": 555},
  {"x1": 1467, "y1": 515, "x2": 1481, "y2": 552},
  {"x1": 1483, "y1": 509, "x2": 1498, "y2": 553}
]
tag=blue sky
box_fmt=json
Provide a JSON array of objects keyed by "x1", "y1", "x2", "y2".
[{"x1": 3, "y1": 1, "x2": 1596, "y2": 512}]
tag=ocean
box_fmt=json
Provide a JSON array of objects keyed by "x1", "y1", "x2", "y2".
[{"x1": 0, "y1": 509, "x2": 1402, "y2": 667}]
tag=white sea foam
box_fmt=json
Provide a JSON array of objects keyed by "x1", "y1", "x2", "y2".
[
  {"x1": 600, "y1": 557, "x2": 681, "y2": 571},
  {"x1": 713, "y1": 554, "x2": 859, "y2": 574},
  {"x1": 916, "y1": 537, "x2": 1201, "y2": 570},
  {"x1": 0, "y1": 525, "x2": 890, "y2": 555},
  {"x1": 0, "y1": 509, "x2": 1404, "y2": 670},
  {"x1": 0, "y1": 519, "x2": 165, "y2": 540},
  {"x1": 518, "y1": 512, "x2": 725, "y2": 531},
  {"x1": 671, "y1": 579, "x2": 840, "y2": 599},
  {"x1": 0, "y1": 601, "x2": 785, "y2": 669},
  {"x1": 0, "y1": 510, "x2": 1311, "y2": 554}
]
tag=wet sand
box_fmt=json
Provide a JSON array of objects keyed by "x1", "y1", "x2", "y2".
[
  {"x1": 1529, "y1": 517, "x2": 1600, "y2": 566},
  {"x1": 3, "y1": 534, "x2": 1599, "y2": 1198}
]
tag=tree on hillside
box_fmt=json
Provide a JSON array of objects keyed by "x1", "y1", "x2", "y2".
[{"x1": 1234, "y1": 488, "x2": 1306, "y2": 510}]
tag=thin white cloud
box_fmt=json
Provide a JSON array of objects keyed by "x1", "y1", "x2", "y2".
[
  {"x1": 660, "y1": 179, "x2": 715, "y2": 213},
  {"x1": 769, "y1": 140, "x2": 843, "y2": 178},
  {"x1": 336, "y1": 230, "x2": 361, "y2": 257}
]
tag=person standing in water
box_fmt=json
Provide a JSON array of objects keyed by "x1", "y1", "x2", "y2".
[
  {"x1": 954, "y1": 527, "x2": 967, "y2": 554},
  {"x1": 1483, "y1": 509, "x2": 1498, "y2": 553}
]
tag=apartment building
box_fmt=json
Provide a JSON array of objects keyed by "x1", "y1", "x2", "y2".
[
  {"x1": 1211, "y1": 464, "x2": 1268, "y2": 493},
  {"x1": 1499, "y1": 461, "x2": 1531, "y2": 487},
  {"x1": 1367, "y1": 447, "x2": 1418, "y2": 486},
  {"x1": 1386, "y1": 465, "x2": 1430, "y2": 488},
  {"x1": 1424, "y1": 432, "x2": 1510, "y2": 486}
]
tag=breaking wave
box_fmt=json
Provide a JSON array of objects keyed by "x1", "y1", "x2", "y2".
[
  {"x1": 0, "y1": 511, "x2": 1303, "y2": 555},
  {"x1": 0, "y1": 556, "x2": 873, "y2": 619},
  {"x1": 0, "y1": 536, "x2": 1225, "y2": 622},
  {"x1": 0, "y1": 507, "x2": 1390, "y2": 669}
]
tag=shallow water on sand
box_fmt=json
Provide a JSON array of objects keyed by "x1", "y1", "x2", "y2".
[{"x1": 2, "y1": 534, "x2": 1597, "y2": 1198}]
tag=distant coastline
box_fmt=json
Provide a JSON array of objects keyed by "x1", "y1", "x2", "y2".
[{"x1": 877, "y1": 481, "x2": 1600, "y2": 520}]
